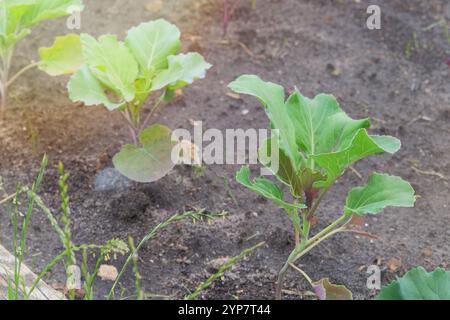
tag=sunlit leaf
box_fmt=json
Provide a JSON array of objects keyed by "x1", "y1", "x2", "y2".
[
  {"x1": 125, "y1": 19, "x2": 180, "y2": 77},
  {"x1": 1, "y1": 0, "x2": 83, "y2": 51},
  {"x1": 229, "y1": 75, "x2": 301, "y2": 171},
  {"x1": 68, "y1": 65, "x2": 125, "y2": 110},
  {"x1": 285, "y1": 91, "x2": 370, "y2": 156},
  {"x1": 38, "y1": 34, "x2": 83, "y2": 76},
  {"x1": 344, "y1": 173, "x2": 416, "y2": 216},
  {"x1": 81, "y1": 34, "x2": 138, "y2": 101},
  {"x1": 22, "y1": 0, "x2": 83, "y2": 26},
  {"x1": 312, "y1": 129, "x2": 401, "y2": 188},
  {"x1": 151, "y1": 52, "x2": 212, "y2": 91}
]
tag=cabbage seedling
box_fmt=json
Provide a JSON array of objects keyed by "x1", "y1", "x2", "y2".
[
  {"x1": 229, "y1": 75, "x2": 416, "y2": 300},
  {"x1": 43, "y1": 19, "x2": 211, "y2": 182},
  {"x1": 0, "y1": 0, "x2": 84, "y2": 111}
]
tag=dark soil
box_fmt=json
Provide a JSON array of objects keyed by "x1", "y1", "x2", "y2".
[{"x1": 0, "y1": 0, "x2": 449, "y2": 300}]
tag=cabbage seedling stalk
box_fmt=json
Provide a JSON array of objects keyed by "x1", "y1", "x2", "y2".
[{"x1": 0, "y1": 50, "x2": 40, "y2": 111}]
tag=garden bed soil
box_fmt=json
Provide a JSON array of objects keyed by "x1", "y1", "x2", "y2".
[{"x1": 0, "y1": 0, "x2": 449, "y2": 300}]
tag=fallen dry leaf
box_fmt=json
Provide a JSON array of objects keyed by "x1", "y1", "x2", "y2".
[
  {"x1": 387, "y1": 258, "x2": 402, "y2": 273},
  {"x1": 422, "y1": 247, "x2": 433, "y2": 257},
  {"x1": 145, "y1": 0, "x2": 163, "y2": 13},
  {"x1": 226, "y1": 92, "x2": 241, "y2": 100},
  {"x1": 98, "y1": 264, "x2": 118, "y2": 281},
  {"x1": 175, "y1": 88, "x2": 183, "y2": 99},
  {"x1": 208, "y1": 256, "x2": 230, "y2": 272}
]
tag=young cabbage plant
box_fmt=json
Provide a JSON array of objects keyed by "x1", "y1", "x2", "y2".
[
  {"x1": 40, "y1": 19, "x2": 211, "y2": 183},
  {"x1": 229, "y1": 75, "x2": 416, "y2": 300},
  {"x1": 0, "y1": 0, "x2": 84, "y2": 111}
]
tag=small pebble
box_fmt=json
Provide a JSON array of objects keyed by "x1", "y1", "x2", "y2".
[{"x1": 94, "y1": 167, "x2": 132, "y2": 192}]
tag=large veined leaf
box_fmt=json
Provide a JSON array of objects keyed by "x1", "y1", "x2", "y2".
[
  {"x1": 0, "y1": 1, "x2": 38, "y2": 50},
  {"x1": 236, "y1": 166, "x2": 306, "y2": 212},
  {"x1": 81, "y1": 34, "x2": 138, "y2": 101},
  {"x1": 0, "y1": 0, "x2": 83, "y2": 50},
  {"x1": 0, "y1": 1, "x2": 34, "y2": 35},
  {"x1": 285, "y1": 91, "x2": 367, "y2": 156},
  {"x1": 228, "y1": 75, "x2": 302, "y2": 171},
  {"x1": 312, "y1": 129, "x2": 401, "y2": 188},
  {"x1": 113, "y1": 124, "x2": 177, "y2": 183},
  {"x1": 151, "y1": 53, "x2": 212, "y2": 91},
  {"x1": 285, "y1": 90, "x2": 389, "y2": 186},
  {"x1": 39, "y1": 34, "x2": 83, "y2": 76},
  {"x1": 125, "y1": 19, "x2": 181, "y2": 77},
  {"x1": 377, "y1": 267, "x2": 450, "y2": 300},
  {"x1": 344, "y1": 173, "x2": 416, "y2": 216},
  {"x1": 20, "y1": 0, "x2": 84, "y2": 27},
  {"x1": 68, "y1": 65, "x2": 124, "y2": 110}
]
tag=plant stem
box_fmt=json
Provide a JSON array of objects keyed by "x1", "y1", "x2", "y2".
[
  {"x1": 292, "y1": 202, "x2": 301, "y2": 247},
  {"x1": 58, "y1": 163, "x2": 76, "y2": 300},
  {"x1": 275, "y1": 211, "x2": 352, "y2": 300},
  {"x1": 0, "y1": 80, "x2": 5, "y2": 115},
  {"x1": 276, "y1": 215, "x2": 310, "y2": 300},
  {"x1": 25, "y1": 250, "x2": 67, "y2": 299},
  {"x1": 0, "y1": 48, "x2": 13, "y2": 112},
  {"x1": 0, "y1": 193, "x2": 16, "y2": 205},
  {"x1": 185, "y1": 242, "x2": 265, "y2": 300},
  {"x1": 307, "y1": 214, "x2": 349, "y2": 246},
  {"x1": 128, "y1": 237, "x2": 143, "y2": 300},
  {"x1": 107, "y1": 211, "x2": 210, "y2": 299},
  {"x1": 121, "y1": 95, "x2": 165, "y2": 145},
  {"x1": 16, "y1": 156, "x2": 47, "y2": 294},
  {"x1": 120, "y1": 108, "x2": 139, "y2": 145},
  {"x1": 223, "y1": 0, "x2": 242, "y2": 36},
  {"x1": 309, "y1": 185, "x2": 332, "y2": 217},
  {"x1": 300, "y1": 214, "x2": 311, "y2": 250},
  {"x1": 291, "y1": 228, "x2": 344, "y2": 264},
  {"x1": 223, "y1": 0, "x2": 229, "y2": 36},
  {"x1": 275, "y1": 254, "x2": 294, "y2": 300},
  {"x1": 139, "y1": 95, "x2": 164, "y2": 132},
  {"x1": 82, "y1": 248, "x2": 107, "y2": 300},
  {"x1": 294, "y1": 224, "x2": 300, "y2": 247},
  {"x1": 6, "y1": 61, "x2": 40, "y2": 88},
  {"x1": 289, "y1": 263, "x2": 313, "y2": 285}
]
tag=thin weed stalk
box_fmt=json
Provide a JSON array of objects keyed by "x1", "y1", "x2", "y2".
[
  {"x1": 184, "y1": 242, "x2": 265, "y2": 300},
  {"x1": 107, "y1": 210, "x2": 226, "y2": 299}
]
